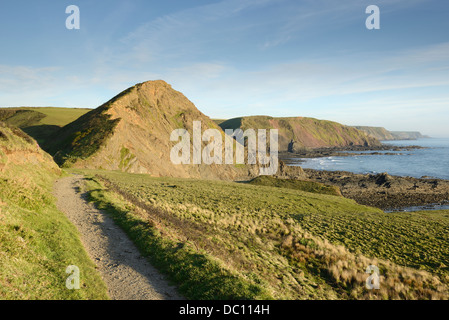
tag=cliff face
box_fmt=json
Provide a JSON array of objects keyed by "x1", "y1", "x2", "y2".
[
  {"x1": 352, "y1": 126, "x2": 395, "y2": 141},
  {"x1": 220, "y1": 116, "x2": 380, "y2": 152},
  {"x1": 389, "y1": 131, "x2": 429, "y2": 140},
  {"x1": 45, "y1": 81, "x2": 257, "y2": 180},
  {"x1": 354, "y1": 126, "x2": 429, "y2": 141}
]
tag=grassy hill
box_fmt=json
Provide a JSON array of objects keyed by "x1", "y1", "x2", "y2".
[
  {"x1": 219, "y1": 116, "x2": 380, "y2": 152},
  {"x1": 76, "y1": 168, "x2": 449, "y2": 300},
  {"x1": 352, "y1": 126, "x2": 395, "y2": 141},
  {"x1": 0, "y1": 107, "x2": 91, "y2": 145},
  {"x1": 0, "y1": 122, "x2": 108, "y2": 299},
  {"x1": 44, "y1": 81, "x2": 256, "y2": 180}
]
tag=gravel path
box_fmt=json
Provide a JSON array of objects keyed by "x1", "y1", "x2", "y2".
[{"x1": 54, "y1": 175, "x2": 181, "y2": 300}]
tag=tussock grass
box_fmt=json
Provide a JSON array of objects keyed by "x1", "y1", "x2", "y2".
[{"x1": 76, "y1": 169, "x2": 449, "y2": 300}]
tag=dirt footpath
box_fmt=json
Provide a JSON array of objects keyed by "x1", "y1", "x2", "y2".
[{"x1": 54, "y1": 175, "x2": 181, "y2": 300}]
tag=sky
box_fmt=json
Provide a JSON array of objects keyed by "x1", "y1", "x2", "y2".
[{"x1": 0, "y1": 0, "x2": 448, "y2": 137}]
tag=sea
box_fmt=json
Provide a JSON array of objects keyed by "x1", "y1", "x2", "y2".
[
  {"x1": 289, "y1": 138, "x2": 449, "y2": 180},
  {"x1": 287, "y1": 138, "x2": 449, "y2": 212}
]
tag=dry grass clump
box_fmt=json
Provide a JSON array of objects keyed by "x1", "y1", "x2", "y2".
[{"x1": 281, "y1": 228, "x2": 449, "y2": 299}]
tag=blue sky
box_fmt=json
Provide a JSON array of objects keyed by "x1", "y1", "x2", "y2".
[{"x1": 1, "y1": 0, "x2": 448, "y2": 136}]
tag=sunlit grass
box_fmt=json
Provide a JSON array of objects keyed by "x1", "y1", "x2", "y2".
[
  {"x1": 0, "y1": 124, "x2": 108, "y2": 300},
  {"x1": 76, "y1": 169, "x2": 449, "y2": 300}
]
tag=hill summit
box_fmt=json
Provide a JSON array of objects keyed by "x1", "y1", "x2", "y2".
[{"x1": 45, "y1": 80, "x2": 252, "y2": 180}]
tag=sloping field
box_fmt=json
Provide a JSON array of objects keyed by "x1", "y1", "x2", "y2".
[
  {"x1": 0, "y1": 107, "x2": 91, "y2": 145},
  {"x1": 78, "y1": 169, "x2": 449, "y2": 300}
]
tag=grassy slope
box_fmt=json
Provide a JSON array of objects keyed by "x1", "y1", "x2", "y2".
[
  {"x1": 0, "y1": 109, "x2": 45, "y2": 128},
  {"x1": 390, "y1": 131, "x2": 427, "y2": 140},
  {"x1": 212, "y1": 119, "x2": 228, "y2": 126},
  {"x1": 0, "y1": 107, "x2": 91, "y2": 146},
  {"x1": 76, "y1": 169, "x2": 449, "y2": 300},
  {"x1": 0, "y1": 124, "x2": 108, "y2": 300},
  {"x1": 0, "y1": 107, "x2": 91, "y2": 127},
  {"x1": 299, "y1": 208, "x2": 449, "y2": 275},
  {"x1": 44, "y1": 105, "x2": 120, "y2": 166}
]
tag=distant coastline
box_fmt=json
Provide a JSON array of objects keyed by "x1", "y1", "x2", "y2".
[{"x1": 352, "y1": 125, "x2": 430, "y2": 141}]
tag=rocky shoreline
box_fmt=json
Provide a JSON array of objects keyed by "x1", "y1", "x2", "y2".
[
  {"x1": 303, "y1": 169, "x2": 449, "y2": 211},
  {"x1": 279, "y1": 144, "x2": 449, "y2": 211},
  {"x1": 280, "y1": 144, "x2": 426, "y2": 162}
]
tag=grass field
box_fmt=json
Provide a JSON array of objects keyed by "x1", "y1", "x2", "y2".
[
  {"x1": 76, "y1": 169, "x2": 449, "y2": 300},
  {"x1": 0, "y1": 107, "x2": 92, "y2": 145},
  {"x1": 248, "y1": 175, "x2": 342, "y2": 196},
  {"x1": 0, "y1": 107, "x2": 91, "y2": 127},
  {"x1": 19, "y1": 107, "x2": 91, "y2": 127}
]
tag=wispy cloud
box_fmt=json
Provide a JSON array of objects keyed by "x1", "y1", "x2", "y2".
[
  {"x1": 112, "y1": 0, "x2": 284, "y2": 66},
  {"x1": 0, "y1": 0, "x2": 447, "y2": 135},
  {"x1": 0, "y1": 65, "x2": 60, "y2": 93}
]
